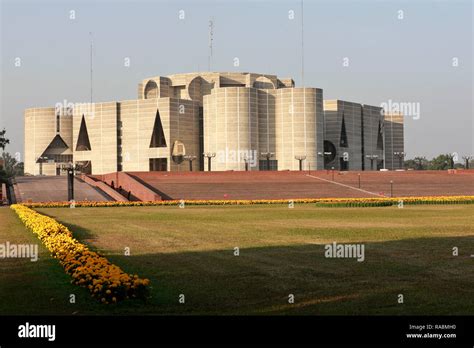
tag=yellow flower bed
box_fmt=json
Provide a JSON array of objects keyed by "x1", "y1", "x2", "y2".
[
  {"x1": 10, "y1": 204, "x2": 150, "y2": 304},
  {"x1": 23, "y1": 195, "x2": 474, "y2": 208}
]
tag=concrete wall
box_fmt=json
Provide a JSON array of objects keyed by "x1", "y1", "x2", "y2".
[
  {"x1": 323, "y1": 100, "x2": 363, "y2": 171},
  {"x1": 120, "y1": 98, "x2": 169, "y2": 172},
  {"x1": 98, "y1": 172, "x2": 161, "y2": 201},
  {"x1": 362, "y1": 105, "x2": 384, "y2": 170},
  {"x1": 80, "y1": 174, "x2": 128, "y2": 201},
  {"x1": 169, "y1": 99, "x2": 201, "y2": 171},
  {"x1": 203, "y1": 84, "x2": 324, "y2": 172},
  {"x1": 73, "y1": 102, "x2": 118, "y2": 175},
  {"x1": 275, "y1": 88, "x2": 324, "y2": 171},
  {"x1": 140, "y1": 72, "x2": 280, "y2": 104},
  {"x1": 257, "y1": 89, "x2": 277, "y2": 161},
  {"x1": 140, "y1": 76, "x2": 172, "y2": 100},
  {"x1": 24, "y1": 107, "x2": 73, "y2": 176},
  {"x1": 203, "y1": 87, "x2": 259, "y2": 171},
  {"x1": 120, "y1": 98, "x2": 200, "y2": 173},
  {"x1": 384, "y1": 113, "x2": 405, "y2": 170},
  {"x1": 24, "y1": 71, "x2": 402, "y2": 175}
]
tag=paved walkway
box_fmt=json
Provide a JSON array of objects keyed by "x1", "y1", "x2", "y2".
[
  {"x1": 305, "y1": 174, "x2": 385, "y2": 197},
  {"x1": 129, "y1": 171, "x2": 374, "y2": 200},
  {"x1": 128, "y1": 170, "x2": 474, "y2": 200},
  {"x1": 15, "y1": 176, "x2": 112, "y2": 203}
]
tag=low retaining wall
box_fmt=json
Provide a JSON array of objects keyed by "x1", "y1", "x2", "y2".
[
  {"x1": 81, "y1": 174, "x2": 129, "y2": 202},
  {"x1": 93, "y1": 172, "x2": 161, "y2": 201}
]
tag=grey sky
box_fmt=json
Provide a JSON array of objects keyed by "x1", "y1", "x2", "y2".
[{"x1": 1, "y1": 0, "x2": 472, "y2": 161}]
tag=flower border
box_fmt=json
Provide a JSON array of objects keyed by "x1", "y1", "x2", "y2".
[
  {"x1": 10, "y1": 204, "x2": 150, "y2": 304},
  {"x1": 22, "y1": 195, "x2": 474, "y2": 208}
]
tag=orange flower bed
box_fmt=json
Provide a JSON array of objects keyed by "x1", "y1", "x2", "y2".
[
  {"x1": 10, "y1": 204, "x2": 150, "y2": 304},
  {"x1": 23, "y1": 195, "x2": 474, "y2": 208}
]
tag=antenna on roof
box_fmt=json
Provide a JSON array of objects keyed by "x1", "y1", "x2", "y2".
[
  {"x1": 89, "y1": 32, "x2": 93, "y2": 104},
  {"x1": 208, "y1": 19, "x2": 214, "y2": 71},
  {"x1": 301, "y1": 0, "x2": 304, "y2": 87}
]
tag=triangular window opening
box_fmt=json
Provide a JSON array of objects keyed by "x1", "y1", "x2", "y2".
[
  {"x1": 150, "y1": 109, "x2": 167, "y2": 148},
  {"x1": 376, "y1": 121, "x2": 384, "y2": 150},
  {"x1": 76, "y1": 115, "x2": 92, "y2": 151},
  {"x1": 339, "y1": 113, "x2": 348, "y2": 148},
  {"x1": 38, "y1": 134, "x2": 70, "y2": 159}
]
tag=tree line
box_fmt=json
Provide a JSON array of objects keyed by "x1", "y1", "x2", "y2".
[
  {"x1": 0, "y1": 129, "x2": 24, "y2": 184},
  {"x1": 405, "y1": 154, "x2": 471, "y2": 170}
]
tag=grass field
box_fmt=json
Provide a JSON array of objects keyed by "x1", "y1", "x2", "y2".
[{"x1": 1, "y1": 204, "x2": 473, "y2": 315}]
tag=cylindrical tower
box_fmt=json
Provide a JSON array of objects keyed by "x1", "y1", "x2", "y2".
[
  {"x1": 275, "y1": 88, "x2": 324, "y2": 171},
  {"x1": 203, "y1": 87, "x2": 259, "y2": 171}
]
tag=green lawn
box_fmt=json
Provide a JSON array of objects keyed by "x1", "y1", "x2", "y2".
[
  {"x1": 1, "y1": 204, "x2": 473, "y2": 315},
  {"x1": 0, "y1": 207, "x2": 104, "y2": 314}
]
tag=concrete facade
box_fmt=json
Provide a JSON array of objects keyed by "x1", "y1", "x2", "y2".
[
  {"x1": 275, "y1": 88, "x2": 324, "y2": 171},
  {"x1": 362, "y1": 105, "x2": 385, "y2": 171},
  {"x1": 72, "y1": 102, "x2": 118, "y2": 175},
  {"x1": 24, "y1": 71, "x2": 404, "y2": 175},
  {"x1": 384, "y1": 112, "x2": 405, "y2": 170},
  {"x1": 24, "y1": 107, "x2": 73, "y2": 176},
  {"x1": 203, "y1": 87, "x2": 259, "y2": 171},
  {"x1": 323, "y1": 100, "x2": 363, "y2": 171},
  {"x1": 323, "y1": 101, "x2": 388, "y2": 171}
]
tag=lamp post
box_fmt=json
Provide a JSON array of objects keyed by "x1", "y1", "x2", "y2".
[
  {"x1": 203, "y1": 152, "x2": 216, "y2": 172},
  {"x1": 366, "y1": 154, "x2": 379, "y2": 171},
  {"x1": 260, "y1": 152, "x2": 274, "y2": 171},
  {"x1": 393, "y1": 151, "x2": 406, "y2": 170},
  {"x1": 242, "y1": 155, "x2": 249, "y2": 171},
  {"x1": 60, "y1": 162, "x2": 84, "y2": 202},
  {"x1": 358, "y1": 173, "x2": 361, "y2": 188},
  {"x1": 331, "y1": 166, "x2": 335, "y2": 181},
  {"x1": 462, "y1": 156, "x2": 473, "y2": 169},
  {"x1": 184, "y1": 155, "x2": 197, "y2": 172},
  {"x1": 36, "y1": 156, "x2": 49, "y2": 176},
  {"x1": 390, "y1": 180, "x2": 394, "y2": 197},
  {"x1": 294, "y1": 155, "x2": 306, "y2": 171}
]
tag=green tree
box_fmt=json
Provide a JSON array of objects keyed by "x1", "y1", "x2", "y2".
[
  {"x1": 405, "y1": 156, "x2": 427, "y2": 170},
  {"x1": 429, "y1": 154, "x2": 453, "y2": 170},
  {"x1": 404, "y1": 159, "x2": 417, "y2": 170},
  {"x1": 0, "y1": 152, "x2": 24, "y2": 183},
  {"x1": 0, "y1": 129, "x2": 9, "y2": 150}
]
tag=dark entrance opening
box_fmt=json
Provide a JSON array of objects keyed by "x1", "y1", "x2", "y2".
[
  {"x1": 259, "y1": 160, "x2": 278, "y2": 171},
  {"x1": 323, "y1": 140, "x2": 337, "y2": 169},
  {"x1": 377, "y1": 160, "x2": 384, "y2": 171},
  {"x1": 339, "y1": 157, "x2": 349, "y2": 171},
  {"x1": 149, "y1": 158, "x2": 168, "y2": 171}
]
